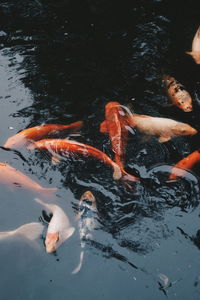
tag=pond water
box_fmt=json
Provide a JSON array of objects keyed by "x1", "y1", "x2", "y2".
[{"x1": 0, "y1": 1, "x2": 200, "y2": 299}]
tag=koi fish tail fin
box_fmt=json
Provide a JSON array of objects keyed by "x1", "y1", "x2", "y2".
[
  {"x1": 168, "y1": 166, "x2": 187, "y2": 181},
  {"x1": 38, "y1": 187, "x2": 57, "y2": 201},
  {"x1": 69, "y1": 121, "x2": 84, "y2": 132},
  {"x1": 112, "y1": 163, "x2": 122, "y2": 180},
  {"x1": 122, "y1": 171, "x2": 139, "y2": 182},
  {"x1": 72, "y1": 251, "x2": 84, "y2": 274},
  {"x1": 120, "y1": 170, "x2": 139, "y2": 189}
]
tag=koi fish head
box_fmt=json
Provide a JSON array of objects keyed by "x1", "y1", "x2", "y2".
[
  {"x1": 105, "y1": 102, "x2": 120, "y2": 110},
  {"x1": 45, "y1": 232, "x2": 60, "y2": 253},
  {"x1": 176, "y1": 97, "x2": 193, "y2": 112},
  {"x1": 80, "y1": 191, "x2": 96, "y2": 203},
  {"x1": 172, "y1": 124, "x2": 197, "y2": 136}
]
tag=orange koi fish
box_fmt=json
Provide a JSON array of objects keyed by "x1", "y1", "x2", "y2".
[
  {"x1": 163, "y1": 75, "x2": 193, "y2": 112},
  {"x1": 169, "y1": 149, "x2": 200, "y2": 180},
  {"x1": 186, "y1": 26, "x2": 200, "y2": 64},
  {"x1": 0, "y1": 163, "x2": 57, "y2": 197},
  {"x1": 28, "y1": 139, "x2": 122, "y2": 180},
  {"x1": 100, "y1": 102, "x2": 139, "y2": 182},
  {"x1": 126, "y1": 114, "x2": 197, "y2": 143},
  {"x1": 3, "y1": 121, "x2": 83, "y2": 149}
]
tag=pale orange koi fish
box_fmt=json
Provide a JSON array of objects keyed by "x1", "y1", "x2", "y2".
[
  {"x1": 28, "y1": 139, "x2": 122, "y2": 180},
  {"x1": 163, "y1": 75, "x2": 193, "y2": 112},
  {"x1": 0, "y1": 163, "x2": 57, "y2": 197},
  {"x1": 186, "y1": 26, "x2": 200, "y2": 64},
  {"x1": 126, "y1": 114, "x2": 197, "y2": 143},
  {"x1": 3, "y1": 121, "x2": 83, "y2": 149},
  {"x1": 169, "y1": 149, "x2": 200, "y2": 180}
]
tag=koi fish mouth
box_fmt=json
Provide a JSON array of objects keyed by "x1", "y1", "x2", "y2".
[
  {"x1": 182, "y1": 105, "x2": 193, "y2": 112},
  {"x1": 45, "y1": 232, "x2": 59, "y2": 253}
]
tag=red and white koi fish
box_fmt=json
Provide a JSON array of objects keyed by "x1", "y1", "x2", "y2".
[
  {"x1": 186, "y1": 26, "x2": 200, "y2": 64},
  {"x1": 0, "y1": 163, "x2": 57, "y2": 198},
  {"x1": 35, "y1": 198, "x2": 75, "y2": 253},
  {"x1": 0, "y1": 222, "x2": 44, "y2": 241},
  {"x1": 28, "y1": 139, "x2": 122, "y2": 180},
  {"x1": 100, "y1": 102, "x2": 139, "y2": 182},
  {"x1": 72, "y1": 191, "x2": 97, "y2": 274},
  {"x1": 169, "y1": 149, "x2": 200, "y2": 180},
  {"x1": 126, "y1": 114, "x2": 197, "y2": 143},
  {"x1": 163, "y1": 75, "x2": 193, "y2": 112},
  {"x1": 3, "y1": 121, "x2": 83, "y2": 149}
]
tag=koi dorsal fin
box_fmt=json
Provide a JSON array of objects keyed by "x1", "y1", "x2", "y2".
[{"x1": 100, "y1": 120, "x2": 108, "y2": 133}]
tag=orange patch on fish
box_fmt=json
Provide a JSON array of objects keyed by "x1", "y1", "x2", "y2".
[{"x1": 169, "y1": 150, "x2": 200, "y2": 180}]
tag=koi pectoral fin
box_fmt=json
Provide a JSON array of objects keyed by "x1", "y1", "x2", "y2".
[
  {"x1": 62, "y1": 227, "x2": 75, "y2": 242},
  {"x1": 158, "y1": 136, "x2": 171, "y2": 143},
  {"x1": 51, "y1": 155, "x2": 61, "y2": 165},
  {"x1": 100, "y1": 120, "x2": 108, "y2": 133}
]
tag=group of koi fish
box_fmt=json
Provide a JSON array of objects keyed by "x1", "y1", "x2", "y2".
[{"x1": 0, "y1": 26, "x2": 199, "y2": 268}]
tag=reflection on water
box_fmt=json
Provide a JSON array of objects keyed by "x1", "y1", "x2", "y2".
[{"x1": 0, "y1": 1, "x2": 200, "y2": 299}]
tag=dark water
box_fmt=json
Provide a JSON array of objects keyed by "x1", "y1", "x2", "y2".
[{"x1": 0, "y1": 1, "x2": 200, "y2": 299}]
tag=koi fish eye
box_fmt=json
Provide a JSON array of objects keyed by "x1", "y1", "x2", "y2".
[{"x1": 181, "y1": 129, "x2": 187, "y2": 134}]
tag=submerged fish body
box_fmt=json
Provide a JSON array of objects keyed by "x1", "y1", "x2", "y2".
[
  {"x1": 169, "y1": 149, "x2": 200, "y2": 180},
  {"x1": 35, "y1": 198, "x2": 75, "y2": 253},
  {"x1": 127, "y1": 114, "x2": 197, "y2": 142},
  {"x1": 29, "y1": 139, "x2": 122, "y2": 180},
  {"x1": 0, "y1": 163, "x2": 57, "y2": 197},
  {"x1": 78, "y1": 191, "x2": 97, "y2": 243},
  {"x1": 72, "y1": 191, "x2": 97, "y2": 274},
  {"x1": 0, "y1": 222, "x2": 44, "y2": 241},
  {"x1": 163, "y1": 75, "x2": 193, "y2": 112},
  {"x1": 3, "y1": 121, "x2": 83, "y2": 149},
  {"x1": 100, "y1": 102, "x2": 139, "y2": 182},
  {"x1": 186, "y1": 26, "x2": 200, "y2": 64}
]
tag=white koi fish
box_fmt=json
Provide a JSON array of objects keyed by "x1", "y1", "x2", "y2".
[
  {"x1": 0, "y1": 222, "x2": 44, "y2": 241},
  {"x1": 72, "y1": 191, "x2": 97, "y2": 274},
  {"x1": 34, "y1": 198, "x2": 75, "y2": 253}
]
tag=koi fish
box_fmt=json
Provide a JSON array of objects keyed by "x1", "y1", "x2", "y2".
[
  {"x1": 28, "y1": 139, "x2": 122, "y2": 180},
  {"x1": 100, "y1": 102, "x2": 139, "y2": 182},
  {"x1": 0, "y1": 163, "x2": 57, "y2": 198},
  {"x1": 169, "y1": 149, "x2": 200, "y2": 180},
  {"x1": 3, "y1": 121, "x2": 83, "y2": 149},
  {"x1": 72, "y1": 191, "x2": 97, "y2": 274},
  {"x1": 35, "y1": 198, "x2": 75, "y2": 253},
  {"x1": 186, "y1": 26, "x2": 200, "y2": 64},
  {"x1": 163, "y1": 75, "x2": 193, "y2": 112},
  {"x1": 0, "y1": 222, "x2": 44, "y2": 241},
  {"x1": 126, "y1": 114, "x2": 197, "y2": 143}
]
